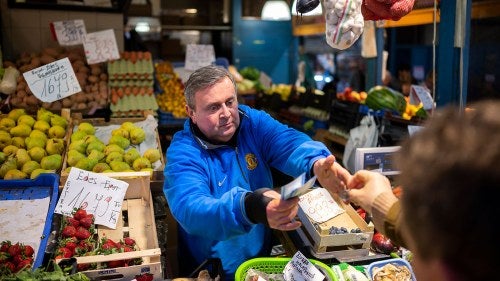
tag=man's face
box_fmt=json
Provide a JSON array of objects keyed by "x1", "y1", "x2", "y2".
[{"x1": 187, "y1": 77, "x2": 240, "y2": 143}]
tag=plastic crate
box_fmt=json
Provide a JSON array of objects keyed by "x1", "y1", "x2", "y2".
[
  {"x1": 235, "y1": 257, "x2": 338, "y2": 281},
  {"x1": 0, "y1": 173, "x2": 59, "y2": 270},
  {"x1": 157, "y1": 109, "x2": 187, "y2": 126}
]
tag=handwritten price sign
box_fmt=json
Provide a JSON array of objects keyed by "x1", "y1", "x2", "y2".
[
  {"x1": 185, "y1": 44, "x2": 216, "y2": 71},
  {"x1": 52, "y1": 19, "x2": 87, "y2": 46},
  {"x1": 83, "y1": 29, "x2": 120, "y2": 65},
  {"x1": 23, "y1": 57, "x2": 81, "y2": 103},
  {"x1": 55, "y1": 168, "x2": 129, "y2": 229},
  {"x1": 299, "y1": 188, "x2": 345, "y2": 223}
]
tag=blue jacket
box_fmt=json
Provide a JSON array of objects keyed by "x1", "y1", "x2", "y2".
[{"x1": 163, "y1": 105, "x2": 331, "y2": 278}]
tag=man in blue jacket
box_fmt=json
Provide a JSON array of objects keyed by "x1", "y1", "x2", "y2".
[{"x1": 163, "y1": 65, "x2": 351, "y2": 279}]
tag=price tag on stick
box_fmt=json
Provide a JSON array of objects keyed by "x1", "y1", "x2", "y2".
[
  {"x1": 83, "y1": 29, "x2": 120, "y2": 65},
  {"x1": 22, "y1": 57, "x2": 81, "y2": 103},
  {"x1": 55, "y1": 168, "x2": 129, "y2": 229}
]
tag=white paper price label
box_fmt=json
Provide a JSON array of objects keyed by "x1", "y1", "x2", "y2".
[
  {"x1": 410, "y1": 84, "x2": 435, "y2": 110},
  {"x1": 55, "y1": 168, "x2": 129, "y2": 229},
  {"x1": 185, "y1": 44, "x2": 216, "y2": 71},
  {"x1": 52, "y1": 19, "x2": 87, "y2": 46},
  {"x1": 22, "y1": 57, "x2": 81, "y2": 103},
  {"x1": 83, "y1": 29, "x2": 120, "y2": 64},
  {"x1": 283, "y1": 251, "x2": 325, "y2": 281},
  {"x1": 299, "y1": 188, "x2": 344, "y2": 223}
]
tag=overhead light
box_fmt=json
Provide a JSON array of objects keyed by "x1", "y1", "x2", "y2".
[
  {"x1": 135, "y1": 22, "x2": 151, "y2": 33},
  {"x1": 261, "y1": 0, "x2": 292, "y2": 21},
  {"x1": 291, "y1": 0, "x2": 323, "y2": 16}
]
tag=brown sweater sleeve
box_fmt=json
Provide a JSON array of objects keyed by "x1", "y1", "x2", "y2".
[{"x1": 370, "y1": 191, "x2": 407, "y2": 248}]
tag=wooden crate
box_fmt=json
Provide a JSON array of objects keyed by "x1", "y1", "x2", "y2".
[
  {"x1": 297, "y1": 193, "x2": 374, "y2": 254},
  {"x1": 60, "y1": 112, "x2": 165, "y2": 187},
  {"x1": 59, "y1": 172, "x2": 163, "y2": 280}
]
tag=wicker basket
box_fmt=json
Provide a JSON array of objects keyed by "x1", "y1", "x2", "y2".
[{"x1": 235, "y1": 257, "x2": 338, "y2": 281}]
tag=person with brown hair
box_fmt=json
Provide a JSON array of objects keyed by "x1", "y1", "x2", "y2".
[{"x1": 330, "y1": 100, "x2": 500, "y2": 280}]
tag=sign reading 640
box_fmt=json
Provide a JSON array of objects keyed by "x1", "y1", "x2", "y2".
[{"x1": 23, "y1": 57, "x2": 81, "y2": 103}]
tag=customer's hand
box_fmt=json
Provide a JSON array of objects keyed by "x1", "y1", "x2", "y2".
[
  {"x1": 314, "y1": 155, "x2": 352, "y2": 194},
  {"x1": 347, "y1": 170, "x2": 393, "y2": 213},
  {"x1": 263, "y1": 190, "x2": 302, "y2": 231}
]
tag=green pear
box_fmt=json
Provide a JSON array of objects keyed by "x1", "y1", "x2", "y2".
[
  {"x1": 0, "y1": 152, "x2": 5, "y2": 164},
  {"x1": 108, "y1": 135, "x2": 130, "y2": 149},
  {"x1": 132, "y1": 157, "x2": 151, "y2": 171},
  {"x1": 104, "y1": 144, "x2": 124, "y2": 156},
  {"x1": 141, "y1": 167, "x2": 154, "y2": 173},
  {"x1": 69, "y1": 139, "x2": 87, "y2": 154},
  {"x1": 120, "y1": 121, "x2": 137, "y2": 132},
  {"x1": 28, "y1": 147, "x2": 46, "y2": 163},
  {"x1": 0, "y1": 158, "x2": 17, "y2": 178},
  {"x1": 88, "y1": 150, "x2": 105, "y2": 162},
  {"x1": 143, "y1": 148, "x2": 161, "y2": 164},
  {"x1": 106, "y1": 151, "x2": 123, "y2": 164},
  {"x1": 4, "y1": 169, "x2": 27, "y2": 180},
  {"x1": 83, "y1": 135, "x2": 99, "y2": 144},
  {"x1": 17, "y1": 115, "x2": 36, "y2": 128},
  {"x1": 30, "y1": 130, "x2": 48, "y2": 143},
  {"x1": 74, "y1": 158, "x2": 98, "y2": 171},
  {"x1": 0, "y1": 131, "x2": 12, "y2": 150},
  {"x1": 37, "y1": 108, "x2": 54, "y2": 123},
  {"x1": 25, "y1": 137, "x2": 46, "y2": 150},
  {"x1": 77, "y1": 122, "x2": 95, "y2": 135},
  {"x1": 7, "y1": 108, "x2": 26, "y2": 122},
  {"x1": 10, "y1": 124, "x2": 32, "y2": 138},
  {"x1": 22, "y1": 160, "x2": 41, "y2": 176},
  {"x1": 50, "y1": 115, "x2": 68, "y2": 129},
  {"x1": 30, "y1": 168, "x2": 53, "y2": 180},
  {"x1": 92, "y1": 162, "x2": 111, "y2": 173},
  {"x1": 40, "y1": 154, "x2": 62, "y2": 170},
  {"x1": 15, "y1": 148, "x2": 31, "y2": 169},
  {"x1": 67, "y1": 149, "x2": 85, "y2": 167},
  {"x1": 110, "y1": 161, "x2": 131, "y2": 172},
  {"x1": 0, "y1": 118, "x2": 16, "y2": 131},
  {"x1": 46, "y1": 138, "x2": 65, "y2": 155},
  {"x1": 129, "y1": 127, "x2": 146, "y2": 145},
  {"x1": 86, "y1": 140, "x2": 106, "y2": 155},
  {"x1": 111, "y1": 128, "x2": 129, "y2": 139},
  {"x1": 48, "y1": 125, "x2": 66, "y2": 139},
  {"x1": 71, "y1": 130, "x2": 88, "y2": 142},
  {"x1": 33, "y1": 120, "x2": 51, "y2": 134},
  {"x1": 3, "y1": 145, "x2": 18, "y2": 157},
  {"x1": 124, "y1": 148, "x2": 140, "y2": 166},
  {"x1": 11, "y1": 137, "x2": 26, "y2": 149}
]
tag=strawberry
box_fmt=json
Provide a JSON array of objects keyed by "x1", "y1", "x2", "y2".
[
  {"x1": 56, "y1": 247, "x2": 73, "y2": 259},
  {"x1": 122, "y1": 245, "x2": 134, "y2": 253},
  {"x1": 123, "y1": 237, "x2": 136, "y2": 247},
  {"x1": 62, "y1": 225, "x2": 77, "y2": 238},
  {"x1": 75, "y1": 227, "x2": 91, "y2": 240},
  {"x1": 0, "y1": 241, "x2": 11, "y2": 253},
  {"x1": 135, "y1": 273, "x2": 154, "y2": 281},
  {"x1": 8, "y1": 243, "x2": 21, "y2": 257},
  {"x1": 107, "y1": 260, "x2": 124, "y2": 268},
  {"x1": 22, "y1": 245, "x2": 34, "y2": 257},
  {"x1": 77, "y1": 263, "x2": 90, "y2": 271},
  {"x1": 16, "y1": 258, "x2": 33, "y2": 272},
  {"x1": 73, "y1": 209, "x2": 88, "y2": 220},
  {"x1": 60, "y1": 238, "x2": 78, "y2": 254},
  {"x1": 78, "y1": 240, "x2": 94, "y2": 252},
  {"x1": 79, "y1": 215, "x2": 94, "y2": 229},
  {"x1": 1, "y1": 261, "x2": 15, "y2": 273},
  {"x1": 65, "y1": 217, "x2": 80, "y2": 228}
]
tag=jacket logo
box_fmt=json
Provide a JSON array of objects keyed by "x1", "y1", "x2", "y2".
[
  {"x1": 218, "y1": 175, "x2": 227, "y2": 186},
  {"x1": 245, "y1": 153, "x2": 258, "y2": 170}
]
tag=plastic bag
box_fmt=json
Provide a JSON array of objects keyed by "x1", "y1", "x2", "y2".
[
  {"x1": 324, "y1": 0, "x2": 364, "y2": 50},
  {"x1": 343, "y1": 114, "x2": 379, "y2": 173}
]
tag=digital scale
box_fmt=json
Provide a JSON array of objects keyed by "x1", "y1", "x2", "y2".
[{"x1": 354, "y1": 146, "x2": 401, "y2": 176}]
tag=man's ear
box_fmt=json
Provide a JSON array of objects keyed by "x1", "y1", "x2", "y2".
[{"x1": 186, "y1": 105, "x2": 196, "y2": 123}]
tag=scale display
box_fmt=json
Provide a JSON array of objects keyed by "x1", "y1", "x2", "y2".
[{"x1": 354, "y1": 146, "x2": 401, "y2": 176}]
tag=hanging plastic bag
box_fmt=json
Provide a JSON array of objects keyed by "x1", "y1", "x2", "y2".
[
  {"x1": 343, "y1": 114, "x2": 379, "y2": 173},
  {"x1": 324, "y1": 0, "x2": 364, "y2": 50}
]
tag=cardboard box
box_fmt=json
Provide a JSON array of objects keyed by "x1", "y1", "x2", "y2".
[
  {"x1": 297, "y1": 193, "x2": 374, "y2": 254},
  {"x1": 58, "y1": 172, "x2": 163, "y2": 280},
  {"x1": 60, "y1": 112, "x2": 165, "y2": 187}
]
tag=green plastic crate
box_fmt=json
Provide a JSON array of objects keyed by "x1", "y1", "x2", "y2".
[{"x1": 235, "y1": 257, "x2": 338, "y2": 281}]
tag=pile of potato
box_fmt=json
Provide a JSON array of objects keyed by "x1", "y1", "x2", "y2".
[{"x1": 5, "y1": 46, "x2": 108, "y2": 113}]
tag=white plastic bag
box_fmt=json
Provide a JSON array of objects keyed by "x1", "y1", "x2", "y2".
[
  {"x1": 324, "y1": 0, "x2": 364, "y2": 50},
  {"x1": 343, "y1": 114, "x2": 379, "y2": 173}
]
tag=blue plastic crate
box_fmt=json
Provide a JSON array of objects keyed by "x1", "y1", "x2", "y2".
[
  {"x1": 0, "y1": 173, "x2": 59, "y2": 270},
  {"x1": 158, "y1": 109, "x2": 188, "y2": 126}
]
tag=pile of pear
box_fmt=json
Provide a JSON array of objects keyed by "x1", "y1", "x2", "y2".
[
  {"x1": 0, "y1": 108, "x2": 68, "y2": 179},
  {"x1": 65, "y1": 121, "x2": 162, "y2": 174}
]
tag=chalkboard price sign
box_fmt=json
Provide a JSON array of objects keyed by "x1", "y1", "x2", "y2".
[{"x1": 22, "y1": 57, "x2": 82, "y2": 103}]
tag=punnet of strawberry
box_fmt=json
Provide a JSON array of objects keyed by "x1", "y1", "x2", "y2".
[{"x1": 0, "y1": 241, "x2": 35, "y2": 275}]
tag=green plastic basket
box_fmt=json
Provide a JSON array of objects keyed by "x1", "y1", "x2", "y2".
[{"x1": 235, "y1": 257, "x2": 338, "y2": 281}]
